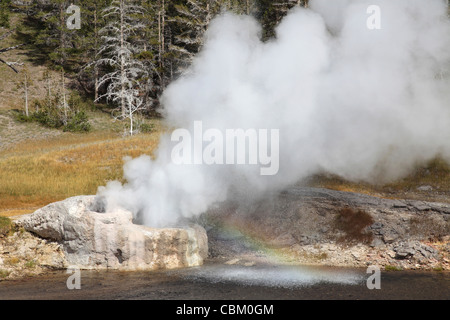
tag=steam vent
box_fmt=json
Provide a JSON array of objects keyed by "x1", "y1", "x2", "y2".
[{"x1": 15, "y1": 196, "x2": 208, "y2": 270}]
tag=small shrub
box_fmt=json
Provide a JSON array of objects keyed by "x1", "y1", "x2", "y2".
[
  {"x1": 32, "y1": 98, "x2": 64, "y2": 128},
  {"x1": 20, "y1": 95, "x2": 92, "y2": 132},
  {"x1": 139, "y1": 122, "x2": 154, "y2": 133},
  {"x1": 6, "y1": 257, "x2": 19, "y2": 265},
  {"x1": 68, "y1": 91, "x2": 94, "y2": 112},
  {"x1": 334, "y1": 208, "x2": 374, "y2": 244},
  {"x1": 13, "y1": 112, "x2": 34, "y2": 123},
  {"x1": 0, "y1": 269, "x2": 10, "y2": 279},
  {"x1": 63, "y1": 110, "x2": 91, "y2": 132},
  {"x1": 317, "y1": 252, "x2": 328, "y2": 260},
  {"x1": 33, "y1": 109, "x2": 64, "y2": 128},
  {"x1": 0, "y1": 217, "x2": 12, "y2": 238},
  {"x1": 25, "y1": 260, "x2": 36, "y2": 269}
]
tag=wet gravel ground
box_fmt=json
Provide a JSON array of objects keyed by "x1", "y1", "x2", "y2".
[{"x1": 0, "y1": 262, "x2": 448, "y2": 300}]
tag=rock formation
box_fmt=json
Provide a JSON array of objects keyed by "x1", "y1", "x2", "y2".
[
  {"x1": 15, "y1": 196, "x2": 208, "y2": 271},
  {"x1": 2, "y1": 187, "x2": 449, "y2": 281},
  {"x1": 205, "y1": 187, "x2": 450, "y2": 270}
]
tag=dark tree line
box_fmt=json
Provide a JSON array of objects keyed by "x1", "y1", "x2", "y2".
[{"x1": 1, "y1": 0, "x2": 310, "y2": 120}]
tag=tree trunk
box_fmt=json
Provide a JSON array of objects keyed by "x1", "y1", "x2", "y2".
[
  {"x1": 129, "y1": 105, "x2": 133, "y2": 136},
  {"x1": 61, "y1": 69, "x2": 67, "y2": 125},
  {"x1": 95, "y1": 67, "x2": 99, "y2": 102},
  {"x1": 47, "y1": 75, "x2": 51, "y2": 98},
  {"x1": 120, "y1": 0, "x2": 126, "y2": 118},
  {"x1": 158, "y1": 10, "x2": 161, "y2": 69},
  {"x1": 206, "y1": 3, "x2": 211, "y2": 26},
  {"x1": 159, "y1": 0, "x2": 166, "y2": 89},
  {"x1": 94, "y1": 6, "x2": 99, "y2": 102},
  {"x1": 24, "y1": 72, "x2": 28, "y2": 117},
  {"x1": 59, "y1": 2, "x2": 66, "y2": 66}
]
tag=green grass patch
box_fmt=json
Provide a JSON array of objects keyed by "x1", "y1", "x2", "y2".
[
  {"x1": 25, "y1": 260, "x2": 36, "y2": 269},
  {"x1": 384, "y1": 265, "x2": 403, "y2": 271},
  {"x1": 0, "y1": 269, "x2": 10, "y2": 279},
  {"x1": 0, "y1": 216, "x2": 12, "y2": 237}
]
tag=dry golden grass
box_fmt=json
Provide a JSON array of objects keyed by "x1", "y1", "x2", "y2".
[
  {"x1": 308, "y1": 157, "x2": 450, "y2": 203},
  {"x1": 0, "y1": 128, "x2": 163, "y2": 216},
  {"x1": 1, "y1": 15, "x2": 167, "y2": 217},
  {"x1": 307, "y1": 174, "x2": 384, "y2": 197}
]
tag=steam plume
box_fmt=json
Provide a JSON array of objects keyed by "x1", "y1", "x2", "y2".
[{"x1": 97, "y1": 0, "x2": 450, "y2": 227}]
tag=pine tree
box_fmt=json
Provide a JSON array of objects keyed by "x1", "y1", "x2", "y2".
[
  {"x1": 222, "y1": 0, "x2": 254, "y2": 15},
  {"x1": 254, "y1": 0, "x2": 307, "y2": 41},
  {"x1": 32, "y1": 0, "x2": 81, "y2": 69},
  {"x1": 138, "y1": 0, "x2": 162, "y2": 108},
  {"x1": 58, "y1": 67, "x2": 69, "y2": 125},
  {"x1": 171, "y1": 0, "x2": 227, "y2": 72},
  {"x1": 42, "y1": 70, "x2": 54, "y2": 104},
  {"x1": 170, "y1": 0, "x2": 255, "y2": 74},
  {"x1": 79, "y1": 0, "x2": 110, "y2": 101}
]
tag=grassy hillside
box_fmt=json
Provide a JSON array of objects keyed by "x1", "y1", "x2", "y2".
[
  {"x1": 307, "y1": 157, "x2": 450, "y2": 204},
  {"x1": 0, "y1": 13, "x2": 164, "y2": 217}
]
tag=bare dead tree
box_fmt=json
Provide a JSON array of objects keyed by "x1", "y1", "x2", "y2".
[
  {"x1": 0, "y1": 43, "x2": 25, "y2": 73},
  {"x1": 0, "y1": 30, "x2": 25, "y2": 73},
  {"x1": 94, "y1": 0, "x2": 150, "y2": 135}
]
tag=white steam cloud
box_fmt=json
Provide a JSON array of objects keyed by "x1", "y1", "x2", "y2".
[{"x1": 97, "y1": 0, "x2": 450, "y2": 227}]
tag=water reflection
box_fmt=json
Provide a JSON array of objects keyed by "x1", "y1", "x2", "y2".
[{"x1": 176, "y1": 264, "x2": 365, "y2": 288}]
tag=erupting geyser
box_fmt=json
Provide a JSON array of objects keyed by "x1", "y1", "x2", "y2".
[{"x1": 97, "y1": 0, "x2": 450, "y2": 228}]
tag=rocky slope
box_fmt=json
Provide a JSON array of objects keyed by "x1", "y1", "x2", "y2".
[{"x1": 203, "y1": 187, "x2": 450, "y2": 270}]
